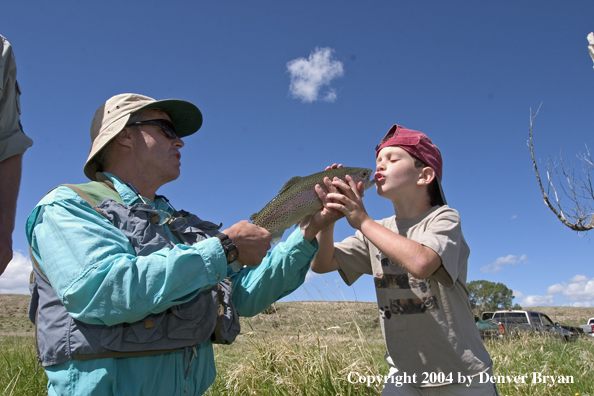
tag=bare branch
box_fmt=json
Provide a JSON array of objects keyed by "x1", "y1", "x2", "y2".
[{"x1": 527, "y1": 107, "x2": 594, "y2": 231}]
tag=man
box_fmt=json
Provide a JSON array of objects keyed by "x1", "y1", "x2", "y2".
[
  {"x1": 26, "y1": 93, "x2": 340, "y2": 395},
  {"x1": 0, "y1": 34, "x2": 33, "y2": 275}
]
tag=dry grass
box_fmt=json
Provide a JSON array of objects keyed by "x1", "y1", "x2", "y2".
[
  {"x1": 2, "y1": 295, "x2": 594, "y2": 395},
  {"x1": 0, "y1": 295, "x2": 35, "y2": 337},
  {"x1": 206, "y1": 301, "x2": 388, "y2": 395}
]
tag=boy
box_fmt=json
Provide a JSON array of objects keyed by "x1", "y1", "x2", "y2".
[{"x1": 311, "y1": 124, "x2": 497, "y2": 395}]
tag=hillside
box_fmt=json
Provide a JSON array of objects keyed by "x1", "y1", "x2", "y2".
[{"x1": 2, "y1": 294, "x2": 594, "y2": 336}]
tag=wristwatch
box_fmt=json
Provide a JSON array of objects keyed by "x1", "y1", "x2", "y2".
[{"x1": 215, "y1": 233, "x2": 239, "y2": 263}]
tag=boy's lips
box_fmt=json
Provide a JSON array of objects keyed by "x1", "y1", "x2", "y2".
[{"x1": 374, "y1": 172, "x2": 385, "y2": 181}]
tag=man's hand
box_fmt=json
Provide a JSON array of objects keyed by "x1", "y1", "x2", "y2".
[{"x1": 221, "y1": 221, "x2": 272, "y2": 267}]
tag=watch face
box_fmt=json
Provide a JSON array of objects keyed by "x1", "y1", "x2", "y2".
[{"x1": 228, "y1": 249, "x2": 239, "y2": 262}]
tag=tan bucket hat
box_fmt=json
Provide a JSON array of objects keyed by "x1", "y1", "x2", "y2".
[{"x1": 84, "y1": 93, "x2": 203, "y2": 180}]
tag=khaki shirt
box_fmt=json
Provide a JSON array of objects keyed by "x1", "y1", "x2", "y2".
[{"x1": 334, "y1": 205, "x2": 492, "y2": 386}]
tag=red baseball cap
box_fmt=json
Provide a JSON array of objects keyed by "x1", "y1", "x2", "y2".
[{"x1": 375, "y1": 124, "x2": 447, "y2": 205}]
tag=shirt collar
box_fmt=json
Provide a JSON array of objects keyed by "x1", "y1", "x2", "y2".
[
  {"x1": 101, "y1": 172, "x2": 172, "y2": 213},
  {"x1": 101, "y1": 172, "x2": 142, "y2": 206}
]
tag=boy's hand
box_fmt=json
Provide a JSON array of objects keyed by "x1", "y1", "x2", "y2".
[
  {"x1": 325, "y1": 174, "x2": 370, "y2": 230},
  {"x1": 300, "y1": 164, "x2": 346, "y2": 241}
]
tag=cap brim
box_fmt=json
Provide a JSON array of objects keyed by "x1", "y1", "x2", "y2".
[
  {"x1": 139, "y1": 99, "x2": 203, "y2": 137},
  {"x1": 436, "y1": 176, "x2": 447, "y2": 206}
]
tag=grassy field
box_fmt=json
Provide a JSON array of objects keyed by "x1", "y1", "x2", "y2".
[{"x1": 1, "y1": 295, "x2": 593, "y2": 395}]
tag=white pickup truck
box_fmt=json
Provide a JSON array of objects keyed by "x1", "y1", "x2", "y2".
[{"x1": 580, "y1": 317, "x2": 594, "y2": 337}]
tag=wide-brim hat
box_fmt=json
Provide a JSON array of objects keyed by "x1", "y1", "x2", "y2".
[{"x1": 84, "y1": 93, "x2": 203, "y2": 180}]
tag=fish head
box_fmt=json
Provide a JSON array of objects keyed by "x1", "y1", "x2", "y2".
[{"x1": 345, "y1": 167, "x2": 376, "y2": 191}]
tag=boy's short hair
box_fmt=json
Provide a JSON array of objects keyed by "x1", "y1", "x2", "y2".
[{"x1": 376, "y1": 124, "x2": 447, "y2": 206}]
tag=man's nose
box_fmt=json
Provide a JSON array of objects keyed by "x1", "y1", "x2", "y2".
[{"x1": 173, "y1": 137, "x2": 184, "y2": 148}]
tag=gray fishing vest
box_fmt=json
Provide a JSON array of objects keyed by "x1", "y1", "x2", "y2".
[{"x1": 28, "y1": 181, "x2": 240, "y2": 367}]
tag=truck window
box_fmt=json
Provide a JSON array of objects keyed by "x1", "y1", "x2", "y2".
[
  {"x1": 494, "y1": 312, "x2": 528, "y2": 324},
  {"x1": 541, "y1": 314, "x2": 554, "y2": 327},
  {"x1": 529, "y1": 312, "x2": 540, "y2": 326}
]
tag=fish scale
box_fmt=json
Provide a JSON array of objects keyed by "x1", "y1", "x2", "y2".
[
  {"x1": 230, "y1": 167, "x2": 375, "y2": 271},
  {"x1": 250, "y1": 167, "x2": 375, "y2": 243}
]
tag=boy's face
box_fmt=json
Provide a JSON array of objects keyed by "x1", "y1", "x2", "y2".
[{"x1": 375, "y1": 146, "x2": 426, "y2": 200}]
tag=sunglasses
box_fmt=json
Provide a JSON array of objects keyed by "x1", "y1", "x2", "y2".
[{"x1": 126, "y1": 119, "x2": 178, "y2": 139}]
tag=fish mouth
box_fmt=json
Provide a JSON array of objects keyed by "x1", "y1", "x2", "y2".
[{"x1": 363, "y1": 177, "x2": 377, "y2": 190}]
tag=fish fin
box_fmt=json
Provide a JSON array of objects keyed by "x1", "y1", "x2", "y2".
[
  {"x1": 278, "y1": 176, "x2": 302, "y2": 194},
  {"x1": 249, "y1": 212, "x2": 258, "y2": 222},
  {"x1": 298, "y1": 215, "x2": 312, "y2": 229},
  {"x1": 270, "y1": 229, "x2": 285, "y2": 244}
]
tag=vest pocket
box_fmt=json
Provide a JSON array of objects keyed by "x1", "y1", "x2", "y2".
[
  {"x1": 99, "y1": 313, "x2": 166, "y2": 350},
  {"x1": 167, "y1": 287, "x2": 218, "y2": 341}
]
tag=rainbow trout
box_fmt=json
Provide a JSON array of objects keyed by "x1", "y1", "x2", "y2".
[{"x1": 250, "y1": 167, "x2": 376, "y2": 244}]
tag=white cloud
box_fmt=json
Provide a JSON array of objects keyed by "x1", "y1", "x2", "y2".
[
  {"x1": 547, "y1": 283, "x2": 565, "y2": 295},
  {"x1": 515, "y1": 287, "x2": 555, "y2": 307},
  {"x1": 521, "y1": 294, "x2": 555, "y2": 307},
  {"x1": 570, "y1": 274, "x2": 590, "y2": 283},
  {"x1": 286, "y1": 47, "x2": 344, "y2": 103},
  {"x1": 0, "y1": 251, "x2": 32, "y2": 295},
  {"x1": 480, "y1": 254, "x2": 529, "y2": 273},
  {"x1": 547, "y1": 274, "x2": 594, "y2": 304},
  {"x1": 515, "y1": 274, "x2": 594, "y2": 307}
]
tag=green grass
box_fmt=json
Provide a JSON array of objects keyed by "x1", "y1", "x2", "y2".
[
  {"x1": 0, "y1": 336, "x2": 47, "y2": 396},
  {"x1": 1, "y1": 300, "x2": 593, "y2": 395},
  {"x1": 485, "y1": 333, "x2": 594, "y2": 395}
]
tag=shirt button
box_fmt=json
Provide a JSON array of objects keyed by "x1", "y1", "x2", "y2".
[
  {"x1": 184, "y1": 387, "x2": 188, "y2": 393},
  {"x1": 215, "y1": 274, "x2": 220, "y2": 280}
]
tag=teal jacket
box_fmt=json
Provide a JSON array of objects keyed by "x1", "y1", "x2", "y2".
[{"x1": 26, "y1": 173, "x2": 318, "y2": 396}]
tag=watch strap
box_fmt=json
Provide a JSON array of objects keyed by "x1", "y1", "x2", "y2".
[{"x1": 215, "y1": 233, "x2": 238, "y2": 263}]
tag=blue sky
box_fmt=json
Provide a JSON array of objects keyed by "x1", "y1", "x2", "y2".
[{"x1": 1, "y1": 1, "x2": 593, "y2": 307}]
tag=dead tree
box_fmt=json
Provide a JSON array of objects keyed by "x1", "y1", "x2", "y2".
[
  {"x1": 528, "y1": 107, "x2": 594, "y2": 232},
  {"x1": 526, "y1": 33, "x2": 594, "y2": 232}
]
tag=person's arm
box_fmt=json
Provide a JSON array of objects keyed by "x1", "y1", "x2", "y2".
[
  {"x1": 326, "y1": 176, "x2": 441, "y2": 279},
  {"x1": 228, "y1": 179, "x2": 347, "y2": 316},
  {"x1": 27, "y1": 187, "x2": 230, "y2": 326},
  {"x1": 228, "y1": 227, "x2": 318, "y2": 316},
  {"x1": 0, "y1": 36, "x2": 33, "y2": 276},
  {"x1": 309, "y1": 221, "x2": 341, "y2": 274},
  {"x1": 356, "y1": 220, "x2": 441, "y2": 279},
  {"x1": 0, "y1": 153, "x2": 23, "y2": 275}
]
